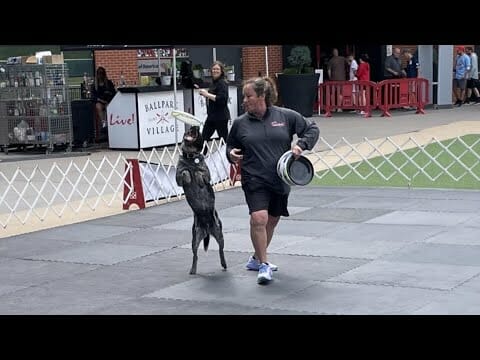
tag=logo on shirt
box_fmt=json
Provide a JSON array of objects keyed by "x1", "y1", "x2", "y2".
[{"x1": 271, "y1": 121, "x2": 286, "y2": 127}]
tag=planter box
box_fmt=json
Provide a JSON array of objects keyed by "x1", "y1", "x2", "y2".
[{"x1": 277, "y1": 73, "x2": 320, "y2": 117}]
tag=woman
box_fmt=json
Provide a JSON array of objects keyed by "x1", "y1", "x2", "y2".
[
  {"x1": 356, "y1": 53, "x2": 371, "y2": 115},
  {"x1": 226, "y1": 77, "x2": 319, "y2": 285},
  {"x1": 198, "y1": 61, "x2": 230, "y2": 145},
  {"x1": 91, "y1": 66, "x2": 116, "y2": 129}
]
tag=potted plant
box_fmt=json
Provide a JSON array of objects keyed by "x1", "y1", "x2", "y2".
[
  {"x1": 193, "y1": 64, "x2": 203, "y2": 79},
  {"x1": 160, "y1": 62, "x2": 172, "y2": 86},
  {"x1": 225, "y1": 65, "x2": 235, "y2": 81},
  {"x1": 277, "y1": 45, "x2": 319, "y2": 117}
]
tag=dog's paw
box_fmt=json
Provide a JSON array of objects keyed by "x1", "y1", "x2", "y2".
[
  {"x1": 193, "y1": 170, "x2": 211, "y2": 187},
  {"x1": 182, "y1": 170, "x2": 192, "y2": 184},
  {"x1": 194, "y1": 172, "x2": 206, "y2": 187}
]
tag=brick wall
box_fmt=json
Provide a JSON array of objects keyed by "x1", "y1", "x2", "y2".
[
  {"x1": 241, "y1": 46, "x2": 283, "y2": 80},
  {"x1": 95, "y1": 46, "x2": 285, "y2": 87},
  {"x1": 93, "y1": 50, "x2": 138, "y2": 86}
]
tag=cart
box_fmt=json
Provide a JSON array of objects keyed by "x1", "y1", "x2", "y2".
[{"x1": 0, "y1": 63, "x2": 73, "y2": 154}]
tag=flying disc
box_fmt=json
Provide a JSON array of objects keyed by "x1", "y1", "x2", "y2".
[{"x1": 171, "y1": 110, "x2": 204, "y2": 126}]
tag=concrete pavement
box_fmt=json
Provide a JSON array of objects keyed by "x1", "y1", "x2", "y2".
[
  {"x1": 0, "y1": 185, "x2": 480, "y2": 314},
  {"x1": 0, "y1": 105, "x2": 480, "y2": 314}
]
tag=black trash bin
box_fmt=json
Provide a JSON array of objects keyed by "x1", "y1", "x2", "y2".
[{"x1": 71, "y1": 100, "x2": 95, "y2": 147}]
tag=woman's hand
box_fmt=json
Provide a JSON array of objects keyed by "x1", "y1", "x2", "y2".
[
  {"x1": 199, "y1": 89, "x2": 209, "y2": 97},
  {"x1": 229, "y1": 148, "x2": 243, "y2": 163},
  {"x1": 291, "y1": 145, "x2": 303, "y2": 159}
]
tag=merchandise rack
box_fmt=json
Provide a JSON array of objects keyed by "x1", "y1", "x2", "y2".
[{"x1": 0, "y1": 63, "x2": 72, "y2": 154}]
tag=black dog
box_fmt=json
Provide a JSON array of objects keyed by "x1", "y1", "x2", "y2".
[{"x1": 175, "y1": 125, "x2": 227, "y2": 275}]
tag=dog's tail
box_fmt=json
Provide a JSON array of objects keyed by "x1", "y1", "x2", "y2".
[{"x1": 203, "y1": 235, "x2": 210, "y2": 251}]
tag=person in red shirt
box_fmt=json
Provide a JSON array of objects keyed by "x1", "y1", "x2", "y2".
[{"x1": 356, "y1": 54, "x2": 370, "y2": 114}]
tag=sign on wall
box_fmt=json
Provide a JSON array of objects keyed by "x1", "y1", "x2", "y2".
[
  {"x1": 137, "y1": 91, "x2": 185, "y2": 148},
  {"x1": 137, "y1": 59, "x2": 159, "y2": 75},
  {"x1": 107, "y1": 92, "x2": 138, "y2": 149}
]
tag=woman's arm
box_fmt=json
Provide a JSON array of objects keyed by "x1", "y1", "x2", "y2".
[
  {"x1": 291, "y1": 112, "x2": 320, "y2": 151},
  {"x1": 200, "y1": 80, "x2": 228, "y2": 106}
]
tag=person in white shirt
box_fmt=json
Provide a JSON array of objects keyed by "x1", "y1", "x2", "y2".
[
  {"x1": 347, "y1": 54, "x2": 358, "y2": 109},
  {"x1": 465, "y1": 46, "x2": 480, "y2": 104}
]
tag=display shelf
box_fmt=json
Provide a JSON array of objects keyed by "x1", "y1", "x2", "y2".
[{"x1": 0, "y1": 63, "x2": 73, "y2": 154}]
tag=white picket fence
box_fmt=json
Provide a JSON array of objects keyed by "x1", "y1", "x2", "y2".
[{"x1": 1, "y1": 136, "x2": 479, "y2": 231}]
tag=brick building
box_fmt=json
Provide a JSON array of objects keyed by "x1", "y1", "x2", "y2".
[
  {"x1": 91, "y1": 44, "x2": 475, "y2": 110},
  {"x1": 92, "y1": 44, "x2": 476, "y2": 86},
  {"x1": 93, "y1": 46, "x2": 284, "y2": 87}
]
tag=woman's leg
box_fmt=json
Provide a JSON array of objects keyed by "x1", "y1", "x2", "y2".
[
  {"x1": 216, "y1": 121, "x2": 229, "y2": 143},
  {"x1": 201, "y1": 121, "x2": 215, "y2": 155},
  {"x1": 95, "y1": 102, "x2": 106, "y2": 123},
  {"x1": 250, "y1": 210, "x2": 269, "y2": 264}
]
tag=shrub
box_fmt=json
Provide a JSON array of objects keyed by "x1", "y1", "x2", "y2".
[{"x1": 284, "y1": 46, "x2": 314, "y2": 74}]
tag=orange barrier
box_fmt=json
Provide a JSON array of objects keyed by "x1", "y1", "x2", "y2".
[{"x1": 318, "y1": 78, "x2": 429, "y2": 117}]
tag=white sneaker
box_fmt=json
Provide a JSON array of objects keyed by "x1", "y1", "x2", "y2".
[
  {"x1": 257, "y1": 263, "x2": 273, "y2": 284},
  {"x1": 245, "y1": 255, "x2": 278, "y2": 271}
]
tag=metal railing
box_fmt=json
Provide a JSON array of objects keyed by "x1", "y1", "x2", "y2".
[{"x1": 68, "y1": 85, "x2": 82, "y2": 101}]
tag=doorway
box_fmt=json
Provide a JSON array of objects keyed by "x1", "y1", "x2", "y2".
[{"x1": 309, "y1": 44, "x2": 381, "y2": 82}]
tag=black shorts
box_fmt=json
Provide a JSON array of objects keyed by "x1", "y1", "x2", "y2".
[
  {"x1": 467, "y1": 78, "x2": 480, "y2": 89},
  {"x1": 242, "y1": 182, "x2": 289, "y2": 217}
]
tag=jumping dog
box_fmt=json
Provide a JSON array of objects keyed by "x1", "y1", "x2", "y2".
[{"x1": 175, "y1": 126, "x2": 227, "y2": 274}]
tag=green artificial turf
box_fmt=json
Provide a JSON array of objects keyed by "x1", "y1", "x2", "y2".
[{"x1": 311, "y1": 134, "x2": 480, "y2": 189}]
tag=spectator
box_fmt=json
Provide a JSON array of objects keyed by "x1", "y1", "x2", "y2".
[
  {"x1": 453, "y1": 46, "x2": 471, "y2": 107},
  {"x1": 403, "y1": 49, "x2": 419, "y2": 78},
  {"x1": 383, "y1": 48, "x2": 405, "y2": 109},
  {"x1": 327, "y1": 48, "x2": 348, "y2": 81},
  {"x1": 347, "y1": 54, "x2": 359, "y2": 110},
  {"x1": 384, "y1": 47, "x2": 405, "y2": 79},
  {"x1": 91, "y1": 66, "x2": 116, "y2": 132},
  {"x1": 465, "y1": 46, "x2": 480, "y2": 104},
  {"x1": 356, "y1": 53, "x2": 371, "y2": 115},
  {"x1": 403, "y1": 49, "x2": 420, "y2": 110},
  {"x1": 327, "y1": 48, "x2": 348, "y2": 111}
]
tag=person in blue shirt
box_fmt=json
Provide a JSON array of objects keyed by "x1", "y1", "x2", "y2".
[
  {"x1": 453, "y1": 46, "x2": 471, "y2": 106},
  {"x1": 403, "y1": 49, "x2": 419, "y2": 78}
]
